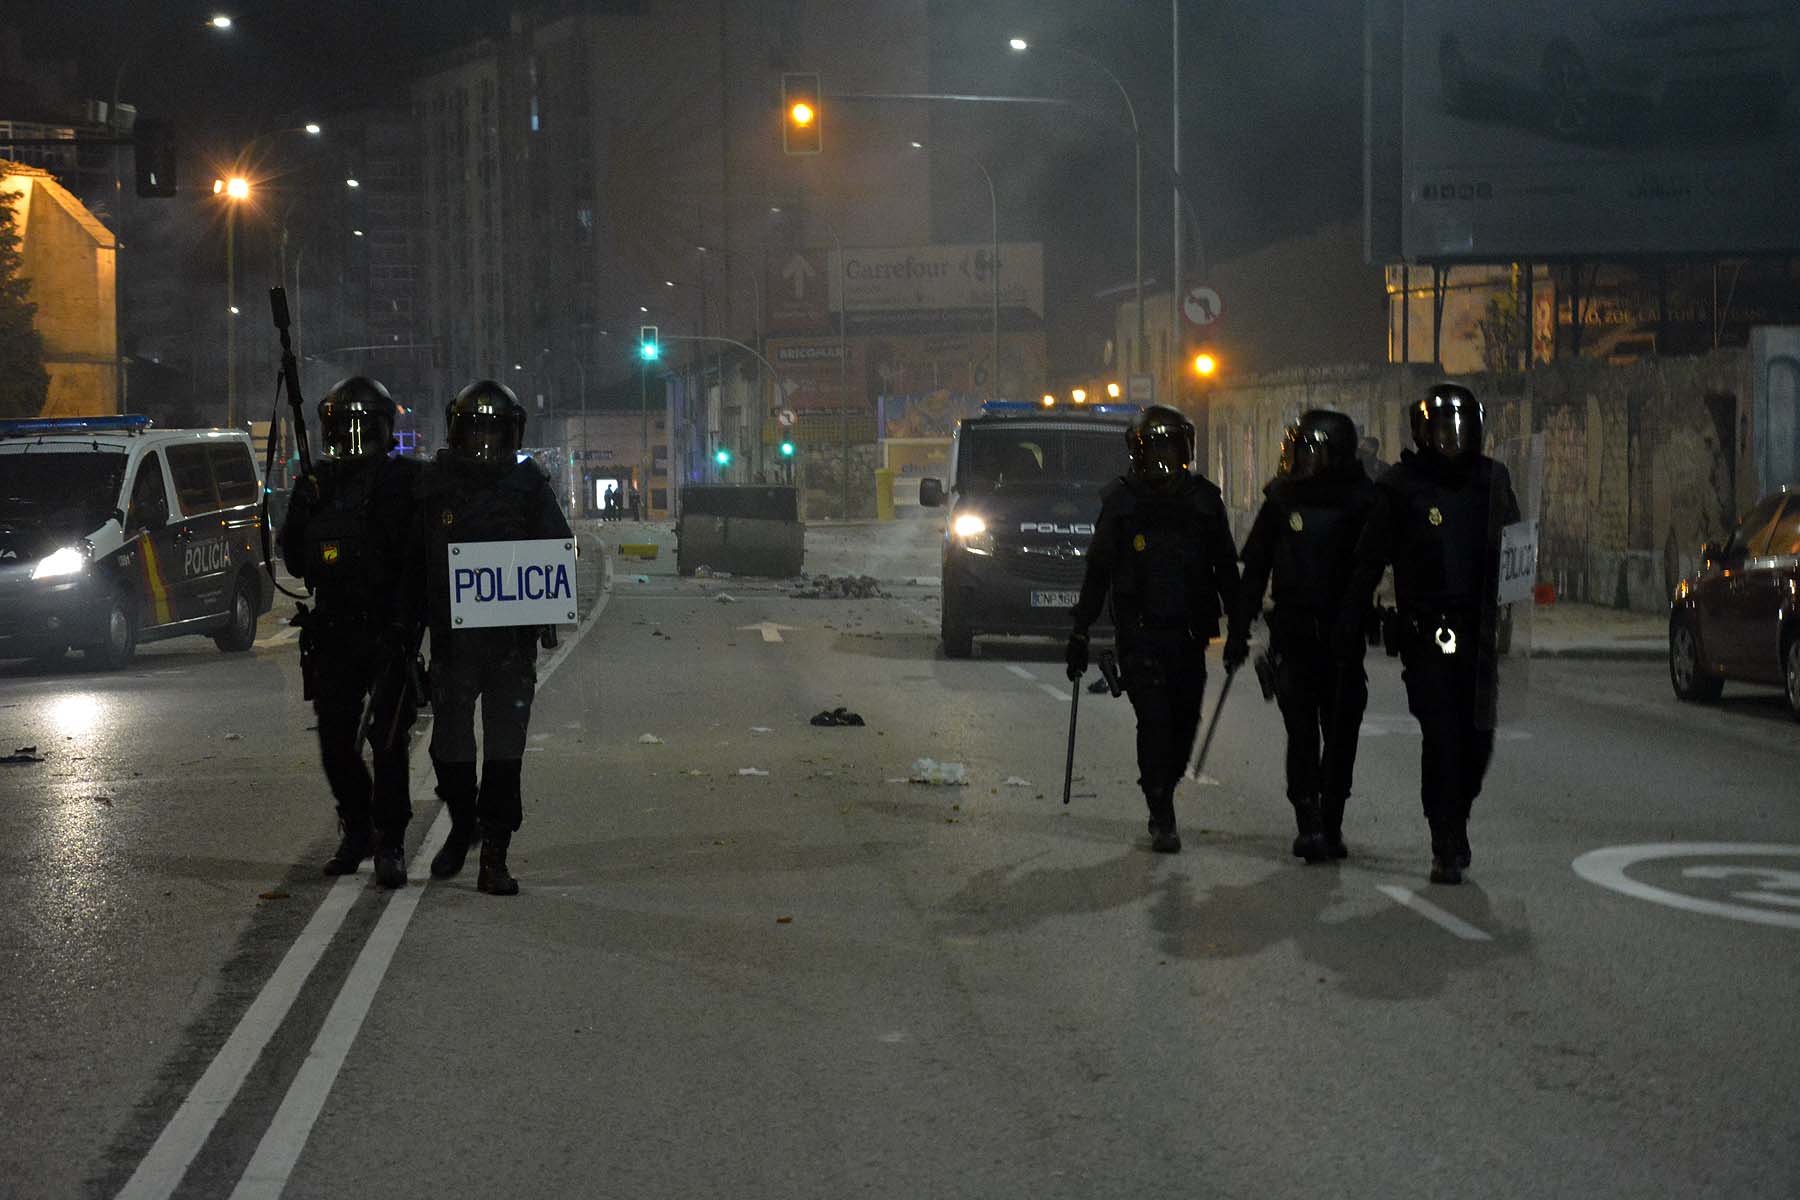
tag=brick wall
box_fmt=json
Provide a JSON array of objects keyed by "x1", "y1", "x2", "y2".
[{"x1": 1204, "y1": 351, "x2": 1755, "y2": 612}]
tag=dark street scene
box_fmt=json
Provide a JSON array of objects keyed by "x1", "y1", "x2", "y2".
[{"x1": 1, "y1": 1, "x2": 1798, "y2": 1196}]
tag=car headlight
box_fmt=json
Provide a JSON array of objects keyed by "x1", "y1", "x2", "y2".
[
  {"x1": 30, "y1": 544, "x2": 90, "y2": 581},
  {"x1": 951, "y1": 512, "x2": 993, "y2": 556}
]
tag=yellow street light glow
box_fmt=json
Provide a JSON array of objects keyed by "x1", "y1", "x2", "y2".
[
  {"x1": 1194, "y1": 352, "x2": 1217, "y2": 376},
  {"x1": 212, "y1": 179, "x2": 223, "y2": 194},
  {"x1": 224, "y1": 176, "x2": 250, "y2": 200},
  {"x1": 1041, "y1": 393, "x2": 1056, "y2": 408},
  {"x1": 1106, "y1": 381, "x2": 1122, "y2": 398},
  {"x1": 790, "y1": 101, "x2": 815, "y2": 127},
  {"x1": 1071, "y1": 388, "x2": 1088, "y2": 404}
]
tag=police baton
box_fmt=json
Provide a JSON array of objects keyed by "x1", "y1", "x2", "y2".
[
  {"x1": 1061, "y1": 677, "x2": 1081, "y2": 805},
  {"x1": 1186, "y1": 664, "x2": 1238, "y2": 783}
]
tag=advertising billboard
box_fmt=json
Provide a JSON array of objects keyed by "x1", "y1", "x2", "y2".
[
  {"x1": 828, "y1": 243, "x2": 1045, "y2": 319},
  {"x1": 1373, "y1": 0, "x2": 1800, "y2": 261}
]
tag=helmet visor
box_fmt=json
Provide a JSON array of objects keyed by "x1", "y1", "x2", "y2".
[
  {"x1": 324, "y1": 411, "x2": 391, "y2": 458},
  {"x1": 1425, "y1": 408, "x2": 1477, "y2": 459}
]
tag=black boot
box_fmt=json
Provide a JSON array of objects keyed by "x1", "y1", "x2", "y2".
[
  {"x1": 372, "y1": 829, "x2": 408, "y2": 889},
  {"x1": 477, "y1": 825, "x2": 520, "y2": 895},
  {"x1": 323, "y1": 820, "x2": 373, "y2": 876},
  {"x1": 1319, "y1": 794, "x2": 1349, "y2": 860},
  {"x1": 1289, "y1": 796, "x2": 1330, "y2": 864},
  {"x1": 1145, "y1": 789, "x2": 1181, "y2": 854},
  {"x1": 429, "y1": 760, "x2": 479, "y2": 879},
  {"x1": 1429, "y1": 824, "x2": 1462, "y2": 885}
]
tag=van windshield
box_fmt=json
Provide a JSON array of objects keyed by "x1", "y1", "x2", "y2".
[
  {"x1": 0, "y1": 450, "x2": 129, "y2": 533},
  {"x1": 959, "y1": 424, "x2": 1126, "y2": 492}
]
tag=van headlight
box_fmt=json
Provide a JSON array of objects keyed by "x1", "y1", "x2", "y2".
[
  {"x1": 951, "y1": 513, "x2": 993, "y2": 556},
  {"x1": 31, "y1": 544, "x2": 90, "y2": 581}
]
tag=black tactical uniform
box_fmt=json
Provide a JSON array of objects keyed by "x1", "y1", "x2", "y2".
[
  {"x1": 1228, "y1": 410, "x2": 1377, "y2": 863},
  {"x1": 1067, "y1": 406, "x2": 1240, "y2": 853},
  {"x1": 1339, "y1": 383, "x2": 1520, "y2": 885},
  {"x1": 279, "y1": 377, "x2": 419, "y2": 888},
  {"x1": 410, "y1": 380, "x2": 572, "y2": 895}
]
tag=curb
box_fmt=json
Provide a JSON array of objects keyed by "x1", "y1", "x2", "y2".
[{"x1": 1528, "y1": 645, "x2": 1665, "y2": 661}]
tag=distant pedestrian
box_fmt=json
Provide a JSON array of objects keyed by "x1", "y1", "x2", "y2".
[
  {"x1": 1066, "y1": 405, "x2": 1241, "y2": 854},
  {"x1": 1338, "y1": 383, "x2": 1519, "y2": 885},
  {"x1": 1227, "y1": 410, "x2": 1378, "y2": 864},
  {"x1": 628, "y1": 489, "x2": 641, "y2": 521}
]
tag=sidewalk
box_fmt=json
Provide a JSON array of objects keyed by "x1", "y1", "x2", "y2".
[{"x1": 1525, "y1": 600, "x2": 1666, "y2": 660}]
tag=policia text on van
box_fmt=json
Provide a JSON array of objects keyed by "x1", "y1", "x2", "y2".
[{"x1": 0, "y1": 416, "x2": 272, "y2": 668}]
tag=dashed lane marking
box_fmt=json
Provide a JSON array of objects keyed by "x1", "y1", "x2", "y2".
[
  {"x1": 1375, "y1": 885, "x2": 1494, "y2": 941},
  {"x1": 1006, "y1": 665, "x2": 1036, "y2": 681}
]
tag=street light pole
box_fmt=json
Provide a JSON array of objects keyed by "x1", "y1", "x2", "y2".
[
  {"x1": 226, "y1": 204, "x2": 236, "y2": 427},
  {"x1": 1170, "y1": 0, "x2": 1183, "y2": 417}
]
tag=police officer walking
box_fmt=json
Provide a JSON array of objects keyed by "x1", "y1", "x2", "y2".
[
  {"x1": 1066, "y1": 405, "x2": 1240, "y2": 853},
  {"x1": 1226, "y1": 410, "x2": 1378, "y2": 864},
  {"x1": 1338, "y1": 383, "x2": 1520, "y2": 885},
  {"x1": 280, "y1": 377, "x2": 420, "y2": 888},
  {"x1": 412, "y1": 380, "x2": 572, "y2": 895}
]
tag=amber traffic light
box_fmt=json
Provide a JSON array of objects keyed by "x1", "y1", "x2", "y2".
[{"x1": 782, "y1": 72, "x2": 822, "y2": 155}]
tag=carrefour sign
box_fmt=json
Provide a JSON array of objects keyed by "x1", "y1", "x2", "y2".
[
  {"x1": 447, "y1": 539, "x2": 578, "y2": 628},
  {"x1": 828, "y1": 243, "x2": 1044, "y2": 318}
]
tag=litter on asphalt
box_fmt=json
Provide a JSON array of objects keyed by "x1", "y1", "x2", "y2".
[{"x1": 908, "y1": 758, "x2": 968, "y2": 786}]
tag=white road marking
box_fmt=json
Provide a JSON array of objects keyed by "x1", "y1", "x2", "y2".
[
  {"x1": 1573, "y1": 843, "x2": 1800, "y2": 931},
  {"x1": 738, "y1": 621, "x2": 795, "y2": 643},
  {"x1": 1006, "y1": 665, "x2": 1036, "y2": 680},
  {"x1": 255, "y1": 626, "x2": 301, "y2": 648},
  {"x1": 1038, "y1": 683, "x2": 1071, "y2": 702},
  {"x1": 113, "y1": 878, "x2": 362, "y2": 1200},
  {"x1": 1375, "y1": 885, "x2": 1494, "y2": 942},
  {"x1": 121, "y1": 541, "x2": 614, "y2": 1200}
]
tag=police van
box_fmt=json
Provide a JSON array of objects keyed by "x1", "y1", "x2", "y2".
[
  {"x1": 0, "y1": 416, "x2": 272, "y2": 668},
  {"x1": 920, "y1": 401, "x2": 1136, "y2": 657}
]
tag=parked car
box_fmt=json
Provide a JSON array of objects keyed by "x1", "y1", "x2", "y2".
[{"x1": 1668, "y1": 486, "x2": 1799, "y2": 719}]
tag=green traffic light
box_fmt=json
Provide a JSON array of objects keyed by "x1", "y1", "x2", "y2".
[
  {"x1": 639, "y1": 343, "x2": 659, "y2": 361},
  {"x1": 779, "y1": 440, "x2": 796, "y2": 457},
  {"x1": 714, "y1": 447, "x2": 732, "y2": 466}
]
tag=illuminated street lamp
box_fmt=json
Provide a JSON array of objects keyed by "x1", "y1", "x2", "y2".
[
  {"x1": 1193, "y1": 351, "x2": 1217, "y2": 377},
  {"x1": 1071, "y1": 387, "x2": 1088, "y2": 404},
  {"x1": 303, "y1": 122, "x2": 322, "y2": 135},
  {"x1": 1106, "y1": 381, "x2": 1122, "y2": 399},
  {"x1": 1041, "y1": 393, "x2": 1056, "y2": 408},
  {"x1": 344, "y1": 177, "x2": 360, "y2": 189},
  {"x1": 210, "y1": 15, "x2": 233, "y2": 29}
]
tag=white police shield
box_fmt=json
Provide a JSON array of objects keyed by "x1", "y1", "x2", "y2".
[
  {"x1": 447, "y1": 538, "x2": 580, "y2": 629},
  {"x1": 1490, "y1": 432, "x2": 1544, "y2": 730}
]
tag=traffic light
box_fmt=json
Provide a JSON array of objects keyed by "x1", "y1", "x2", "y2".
[
  {"x1": 639, "y1": 325, "x2": 660, "y2": 361},
  {"x1": 133, "y1": 117, "x2": 177, "y2": 198},
  {"x1": 778, "y1": 440, "x2": 796, "y2": 458},
  {"x1": 782, "y1": 73, "x2": 822, "y2": 155},
  {"x1": 714, "y1": 446, "x2": 733, "y2": 467}
]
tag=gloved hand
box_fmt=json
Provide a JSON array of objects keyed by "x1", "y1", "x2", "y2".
[
  {"x1": 1222, "y1": 634, "x2": 1249, "y2": 674},
  {"x1": 1065, "y1": 631, "x2": 1090, "y2": 681}
]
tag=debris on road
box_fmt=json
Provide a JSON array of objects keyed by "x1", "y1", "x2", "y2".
[
  {"x1": 637, "y1": 734, "x2": 666, "y2": 745},
  {"x1": 810, "y1": 707, "x2": 865, "y2": 727},
  {"x1": 776, "y1": 915, "x2": 793, "y2": 924},
  {"x1": 630, "y1": 574, "x2": 651, "y2": 584},
  {"x1": 909, "y1": 758, "x2": 968, "y2": 786},
  {"x1": 750, "y1": 726, "x2": 773, "y2": 734},
  {"x1": 3, "y1": 746, "x2": 43, "y2": 765},
  {"x1": 714, "y1": 593, "x2": 738, "y2": 604},
  {"x1": 258, "y1": 889, "x2": 290, "y2": 901},
  {"x1": 223, "y1": 732, "x2": 243, "y2": 741},
  {"x1": 737, "y1": 767, "x2": 770, "y2": 777},
  {"x1": 1003, "y1": 776, "x2": 1032, "y2": 787},
  {"x1": 789, "y1": 574, "x2": 882, "y2": 600}
]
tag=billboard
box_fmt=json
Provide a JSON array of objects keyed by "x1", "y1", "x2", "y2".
[
  {"x1": 1372, "y1": 0, "x2": 1800, "y2": 261},
  {"x1": 828, "y1": 243, "x2": 1045, "y2": 319}
]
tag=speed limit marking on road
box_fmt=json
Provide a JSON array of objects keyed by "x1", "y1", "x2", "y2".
[{"x1": 1573, "y1": 843, "x2": 1800, "y2": 930}]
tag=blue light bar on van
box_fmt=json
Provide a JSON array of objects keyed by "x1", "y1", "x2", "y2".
[
  {"x1": 0, "y1": 415, "x2": 155, "y2": 437},
  {"x1": 977, "y1": 401, "x2": 1140, "y2": 418},
  {"x1": 1086, "y1": 404, "x2": 1140, "y2": 416},
  {"x1": 979, "y1": 401, "x2": 1041, "y2": 414}
]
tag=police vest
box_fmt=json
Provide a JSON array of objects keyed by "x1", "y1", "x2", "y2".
[
  {"x1": 303, "y1": 459, "x2": 388, "y2": 608},
  {"x1": 420, "y1": 458, "x2": 553, "y2": 626},
  {"x1": 1385, "y1": 456, "x2": 1498, "y2": 613},
  {"x1": 1108, "y1": 481, "x2": 1227, "y2": 634},
  {"x1": 1268, "y1": 478, "x2": 1375, "y2": 618}
]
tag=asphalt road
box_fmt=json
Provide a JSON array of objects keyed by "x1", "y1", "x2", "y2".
[{"x1": 2, "y1": 520, "x2": 1797, "y2": 1198}]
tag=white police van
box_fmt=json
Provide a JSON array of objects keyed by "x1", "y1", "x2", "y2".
[{"x1": 0, "y1": 415, "x2": 272, "y2": 668}]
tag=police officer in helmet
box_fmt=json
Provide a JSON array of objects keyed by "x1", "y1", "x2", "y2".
[
  {"x1": 1227, "y1": 409, "x2": 1377, "y2": 864},
  {"x1": 1338, "y1": 383, "x2": 1520, "y2": 885},
  {"x1": 1067, "y1": 404, "x2": 1241, "y2": 853},
  {"x1": 280, "y1": 376, "x2": 420, "y2": 888},
  {"x1": 409, "y1": 379, "x2": 572, "y2": 895}
]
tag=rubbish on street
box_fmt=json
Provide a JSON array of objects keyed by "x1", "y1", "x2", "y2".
[
  {"x1": 737, "y1": 767, "x2": 770, "y2": 776},
  {"x1": 789, "y1": 574, "x2": 882, "y2": 600},
  {"x1": 714, "y1": 593, "x2": 738, "y2": 604},
  {"x1": 1003, "y1": 776, "x2": 1032, "y2": 787},
  {"x1": 908, "y1": 758, "x2": 968, "y2": 786},
  {"x1": 750, "y1": 726, "x2": 773, "y2": 734},
  {"x1": 810, "y1": 707, "x2": 865, "y2": 727},
  {"x1": 776, "y1": 916, "x2": 793, "y2": 924},
  {"x1": 1086, "y1": 676, "x2": 1111, "y2": 694},
  {"x1": 637, "y1": 733, "x2": 666, "y2": 745},
  {"x1": 258, "y1": 889, "x2": 289, "y2": 901},
  {"x1": 3, "y1": 746, "x2": 43, "y2": 765},
  {"x1": 619, "y1": 543, "x2": 660, "y2": 559},
  {"x1": 223, "y1": 733, "x2": 243, "y2": 741},
  {"x1": 631, "y1": 574, "x2": 651, "y2": 584}
]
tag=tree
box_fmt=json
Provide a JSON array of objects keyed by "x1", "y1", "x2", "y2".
[
  {"x1": 1476, "y1": 266, "x2": 1528, "y2": 377},
  {"x1": 0, "y1": 185, "x2": 50, "y2": 418}
]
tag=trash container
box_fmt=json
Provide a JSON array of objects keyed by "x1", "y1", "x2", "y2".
[{"x1": 874, "y1": 468, "x2": 896, "y2": 522}]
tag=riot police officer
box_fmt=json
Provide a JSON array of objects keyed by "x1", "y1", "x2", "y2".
[
  {"x1": 411, "y1": 380, "x2": 572, "y2": 895},
  {"x1": 1066, "y1": 405, "x2": 1240, "y2": 853},
  {"x1": 280, "y1": 376, "x2": 419, "y2": 888},
  {"x1": 1227, "y1": 410, "x2": 1377, "y2": 864},
  {"x1": 1338, "y1": 383, "x2": 1520, "y2": 885}
]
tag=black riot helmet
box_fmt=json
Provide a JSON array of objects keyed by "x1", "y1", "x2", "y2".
[
  {"x1": 317, "y1": 376, "x2": 398, "y2": 459},
  {"x1": 445, "y1": 379, "x2": 527, "y2": 464},
  {"x1": 1280, "y1": 409, "x2": 1359, "y2": 482},
  {"x1": 1126, "y1": 404, "x2": 1196, "y2": 493},
  {"x1": 1411, "y1": 382, "x2": 1482, "y2": 463}
]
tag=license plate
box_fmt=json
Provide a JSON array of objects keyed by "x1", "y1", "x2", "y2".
[{"x1": 1030, "y1": 590, "x2": 1079, "y2": 608}]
